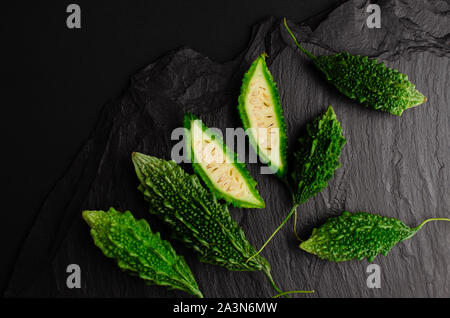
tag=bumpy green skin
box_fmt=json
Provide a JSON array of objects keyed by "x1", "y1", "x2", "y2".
[
  {"x1": 237, "y1": 54, "x2": 288, "y2": 178},
  {"x1": 283, "y1": 19, "x2": 426, "y2": 116},
  {"x1": 313, "y1": 53, "x2": 426, "y2": 116},
  {"x1": 82, "y1": 207, "x2": 203, "y2": 298},
  {"x1": 132, "y1": 152, "x2": 272, "y2": 275},
  {"x1": 300, "y1": 211, "x2": 417, "y2": 262},
  {"x1": 183, "y1": 112, "x2": 265, "y2": 209},
  {"x1": 291, "y1": 106, "x2": 346, "y2": 205}
]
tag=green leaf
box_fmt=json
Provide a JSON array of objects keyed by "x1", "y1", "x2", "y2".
[{"x1": 82, "y1": 207, "x2": 203, "y2": 298}]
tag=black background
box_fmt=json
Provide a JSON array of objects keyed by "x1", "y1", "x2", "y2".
[{"x1": 1, "y1": 0, "x2": 342, "y2": 295}]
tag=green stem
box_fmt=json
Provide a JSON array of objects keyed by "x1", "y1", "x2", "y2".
[
  {"x1": 247, "y1": 203, "x2": 299, "y2": 263},
  {"x1": 262, "y1": 267, "x2": 285, "y2": 296},
  {"x1": 280, "y1": 179, "x2": 302, "y2": 240},
  {"x1": 272, "y1": 290, "x2": 315, "y2": 298},
  {"x1": 293, "y1": 205, "x2": 302, "y2": 241},
  {"x1": 413, "y1": 217, "x2": 450, "y2": 232},
  {"x1": 263, "y1": 268, "x2": 314, "y2": 299},
  {"x1": 283, "y1": 18, "x2": 316, "y2": 60}
]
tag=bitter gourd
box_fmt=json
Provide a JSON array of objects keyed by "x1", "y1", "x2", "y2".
[
  {"x1": 291, "y1": 106, "x2": 346, "y2": 206},
  {"x1": 300, "y1": 211, "x2": 450, "y2": 262},
  {"x1": 132, "y1": 152, "x2": 283, "y2": 294},
  {"x1": 284, "y1": 18, "x2": 426, "y2": 116},
  {"x1": 82, "y1": 207, "x2": 203, "y2": 297},
  {"x1": 237, "y1": 53, "x2": 288, "y2": 177},
  {"x1": 184, "y1": 112, "x2": 265, "y2": 208},
  {"x1": 248, "y1": 106, "x2": 345, "y2": 260}
]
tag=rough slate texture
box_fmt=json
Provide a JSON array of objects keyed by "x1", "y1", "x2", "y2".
[{"x1": 5, "y1": 0, "x2": 450, "y2": 297}]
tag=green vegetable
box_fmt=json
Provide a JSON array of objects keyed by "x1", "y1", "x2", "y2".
[
  {"x1": 300, "y1": 211, "x2": 450, "y2": 262},
  {"x1": 291, "y1": 106, "x2": 346, "y2": 206},
  {"x1": 237, "y1": 53, "x2": 288, "y2": 177},
  {"x1": 248, "y1": 106, "x2": 345, "y2": 260},
  {"x1": 284, "y1": 18, "x2": 426, "y2": 116},
  {"x1": 184, "y1": 112, "x2": 265, "y2": 209},
  {"x1": 132, "y1": 152, "x2": 283, "y2": 294},
  {"x1": 82, "y1": 207, "x2": 203, "y2": 298}
]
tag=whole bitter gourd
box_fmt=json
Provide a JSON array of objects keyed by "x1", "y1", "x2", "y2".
[
  {"x1": 248, "y1": 106, "x2": 345, "y2": 260},
  {"x1": 132, "y1": 152, "x2": 283, "y2": 295},
  {"x1": 300, "y1": 211, "x2": 450, "y2": 262},
  {"x1": 82, "y1": 207, "x2": 203, "y2": 297},
  {"x1": 284, "y1": 18, "x2": 426, "y2": 116},
  {"x1": 291, "y1": 106, "x2": 346, "y2": 206}
]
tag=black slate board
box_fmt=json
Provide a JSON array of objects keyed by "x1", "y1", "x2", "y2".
[{"x1": 6, "y1": 0, "x2": 450, "y2": 297}]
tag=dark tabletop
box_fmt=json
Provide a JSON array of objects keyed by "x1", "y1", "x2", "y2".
[
  {"x1": 2, "y1": 0, "x2": 449, "y2": 298},
  {"x1": 1, "y1": 0, "x2": 342, "y2": 294}
]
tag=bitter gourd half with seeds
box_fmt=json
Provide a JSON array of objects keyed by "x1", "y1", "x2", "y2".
[
  {"x1": 238, "y1": 53, "x2": 288, "y2": 178},
  {"x1": 132, "y1": 152, "x2": 283, "y2": 294},
  {"x1": 300, "y1": 211, "x2": 450, "y2": 262},
  {"x1": 184, "y1": 112, "x2": 265, "y2": 209},
  {"x1": 284, "y1": 18, "x2": 426, "y2": 116},
  {"x1": 82, "y1": 207, "x2": 203, "y2": 298}
]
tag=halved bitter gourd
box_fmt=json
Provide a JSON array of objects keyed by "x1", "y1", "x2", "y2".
[
  {"x1": 238, "y1": 53, "x2": 287, "y2": 178},
  {"x1": 184, "y1": 113, "x2": 265, "y2": 208}
]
